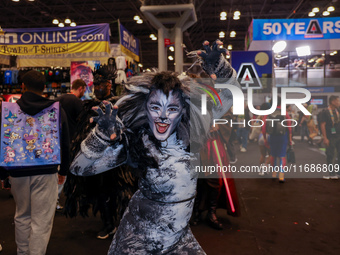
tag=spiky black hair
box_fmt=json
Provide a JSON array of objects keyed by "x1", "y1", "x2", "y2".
[{"x1": 92, "y1": 64, "x2": 117, "y2": 86}]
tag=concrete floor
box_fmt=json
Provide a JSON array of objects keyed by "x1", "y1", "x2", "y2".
[{"x1": 1, "y1": 139, "x2": 340, "y2": 255}]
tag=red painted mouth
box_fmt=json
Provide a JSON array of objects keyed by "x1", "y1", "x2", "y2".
[{"x1": 156, "y1": 122, "x2": 170, "y2": 134}]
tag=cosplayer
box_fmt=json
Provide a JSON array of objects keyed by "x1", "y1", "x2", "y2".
[
  {"x1": 70, "y1": 40, "x2": 239, "y2": 254},
  {"x1": 64, "y1": 64, "x2": 137, "y2": 239}
]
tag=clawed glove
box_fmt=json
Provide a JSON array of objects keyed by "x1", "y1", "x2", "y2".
[
  {"x1": 91, "y1": 101, "x2": 123, "y2": 141},
  {"x1": 198, "y1": 40, "x2": 233, "y2": 80}
]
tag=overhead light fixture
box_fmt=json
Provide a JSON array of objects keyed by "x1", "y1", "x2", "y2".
[
  {"x1": 70, "y1": 22, "x2": 77, "y2": 27},
  {"x1": 58, "y1": 23, "x2": 65, "y2": 27},
  {"x1": 137, "y1": 19, "x2": 143, "y2": 24},
  {"x1": 234, "y1": 11, "x2": 241, "y2": 16},
  {"x1": 219, "y1": 31, "x2": 225, "y2": 38},
  {"x1": 65, "y1": 18, "x2": 71, "y2": 24},
  {"x1": 150, "y1": 34, "x2": 157, "y2": 40},
  {"x1": 272, "y1": 41, "x2": 287, "y2": 53},
  {"x1": 28, "y1": 0, "x2": 35, "y2": 1},
  {"x1": 330, "y1": 52, "x2": 335, "y2": 56},
  {"x1": 133, "y1": 15, "x2": 140, "y2": 21},
  {"x1": 333, "y1": 51, "x2": 338, "y2": 54},
  {"x1": 138, "y1": 63, "x2": 143, "y2": 67},
  {"x1": 226, "y1": 55, "x2": 230, "y2": 59},
  {"x1": 322, "y1": 53, "x2": 325, "y2": 56},
  {"x1": 220, "y1": 11, "x2": 227, "y2": 20},
  {"x1": 168, "y1": 56, "x2": 174, "y2": 61},
  {"x1": 323, "y1": 11, "x2": 330, "y2": 16},
  {"x1": 312, "y1": 7, "x2": 319, "y2": 13},
  {"x1": 233, "y1": 15, "x2": 240, "y2": 20},
  {"x1": 169, "y1": 46, "x2": 174, "y2": 52},
  {"x1": 52, "y1": 19, "x2": 59, "y2": 24},
  {"x1": 227, "y1": 45, "x2": 232, "y2": 50},
  {"x1": 327, "y1": 6, "x2": 335, "y2": 12},
  {"x1": 296, "y1": 46, "x2": 311, "y2": 56},
  {"x1": 146, "y1": 68, "x2": 151, "y2": 72},
  {"x1": 230, "y1": 31, "x2": 236, "y2": 37},
  {"x1": 308, "y1": 12, "x2": 316, "y2": 17},
  {"x1": 12, "y1": 0, "x2": 20, "y2": 2}
]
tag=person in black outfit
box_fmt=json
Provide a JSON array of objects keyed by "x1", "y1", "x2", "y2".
[
  {"x1": 56, "y1": 79, "x2": 86, "y2": 140},
  {"x1": 320, "y1": 95, "x2": 340, "y2": 179},
  {"x1": 55, "y1": 79, "x2": 86, "y2": 210},
  {"x1": 64, "y1": 65, "x2": 137, "y2": 240}
]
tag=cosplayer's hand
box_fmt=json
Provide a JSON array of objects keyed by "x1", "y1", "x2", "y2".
[
  {"x1": 197, "y1": 40, "x2": 230, "y2": 80},
  {"x1": 91, "y1": 101, "x2": 120, "y2": 141},
  {"x1": 58, "y1": 174, "x2": 66, "y2": 185}
]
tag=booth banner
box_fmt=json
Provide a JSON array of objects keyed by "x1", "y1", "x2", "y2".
[
  {"x1": 231, "y1": 51, "x2": 272, "y2": 90},
  {"x1": 0, "y1": 23, "x2": 110, "y2": 55},
  {"x1": 119, "y1": 23, "x2": 140, "y2": 62},
  {"x1": 253, "y1": 17, "x2": 340, "y2": 41},
  {"x1": 71, "y1": 61, "x2": 100, "y2": 100},
  {"x1": 17, "y1": 51, "x2": 109, "y2": 68}
]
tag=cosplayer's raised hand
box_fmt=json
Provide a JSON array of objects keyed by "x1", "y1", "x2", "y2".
[
  {"x1": 91, "y1": 101, "x2": 121, "y2": 141},
  {"x1": 197, "y1": 40, "x2": 233, "y2": 80}
]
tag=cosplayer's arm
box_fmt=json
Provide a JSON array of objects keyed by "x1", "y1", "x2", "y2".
[
  {"x1": 70, "y1": 102, "x2": 128, "y2": 176},
  {"x1": 198, "y1": 40, "x2": 240, "y2": 119}
]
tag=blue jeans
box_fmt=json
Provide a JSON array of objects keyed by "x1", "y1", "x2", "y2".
[{"x1": 237, "y1": 128, "x2": 250, "y2": 149}]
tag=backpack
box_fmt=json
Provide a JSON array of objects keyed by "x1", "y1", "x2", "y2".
[
  {"x1": 0, "y1": 102, "x2": 61, "y2": 168},
  {"x1": 266, "y1": 109, "x2": 287, "y2": 135}
]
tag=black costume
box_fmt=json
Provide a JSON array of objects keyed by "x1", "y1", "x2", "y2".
[{"x1": 63, "y1": 94, "x2": 138, "y2": 235}]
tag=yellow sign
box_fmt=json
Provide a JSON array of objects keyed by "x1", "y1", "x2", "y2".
[
  {"x1": 0, "y1": 41, "x2": 110, "y2": 56},
  {"x1": 121, "y1": 45, "x2": 140, "y2": 62}
]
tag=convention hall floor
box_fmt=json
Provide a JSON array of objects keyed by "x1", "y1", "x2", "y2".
[{"x1": 1, "y1": 140, "x2": 340, "y2": 255}]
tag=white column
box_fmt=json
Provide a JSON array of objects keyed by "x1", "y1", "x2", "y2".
[
  {"x1": 174, "y1": 27, "x2": 183, "y2": 73},
  {"x1": 158, "y1": 28, "x2": 167, "y2": 71}
]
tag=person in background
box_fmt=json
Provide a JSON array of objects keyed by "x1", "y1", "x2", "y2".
[
  {"x1": 63, "y1": 66, "x2": 137, "y2": 240},
  {"x1": 298, "y1": 103, "x2": 309, "y2": 142},
  {"x1": 56, "y1": 79, "x2": 86, "y2": 140},
  {"x1": 262, "y1": 98, "x2": 292, "y2": 183},
  {"x1": 236, "y1": 102, "x2": 251, "y2": 152},
  {"x1": 55, "y1": 79, "x2": 86, "y2": 210},
  {"x1": 7, "y1": 70, "x2": 70, "y2": 255},
  {"x1": 257, "y1": 103, "x2": 271, "y2": 176},
  {"x1": 305, "y1": 104, "x2": 319, "y2": 145},
  {"x1": 320, "y1": 95, "x2": 340, "y2": 180}
]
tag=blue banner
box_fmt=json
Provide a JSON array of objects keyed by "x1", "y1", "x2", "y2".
[
  {"x1": 253, "y1": 17, "x2": 340, "y2": 41},
  {"x1": 0, "y1": 23, "x2": 110, "y2": 55},
  {"x1": 231, "y1": 51, "x2": 272, "y2": 78},
  {"x1": 119, "y1": 23, "x2": 140, "y2": 62}
]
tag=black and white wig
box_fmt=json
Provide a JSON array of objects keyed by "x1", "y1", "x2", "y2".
[{"x1": 116, "y1": 71, "x2": 212, "y2": 148}]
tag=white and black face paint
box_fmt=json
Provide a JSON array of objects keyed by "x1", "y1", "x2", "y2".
[{"x1": 146, "y1": 90, "x2": 184, "y2": 141}]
